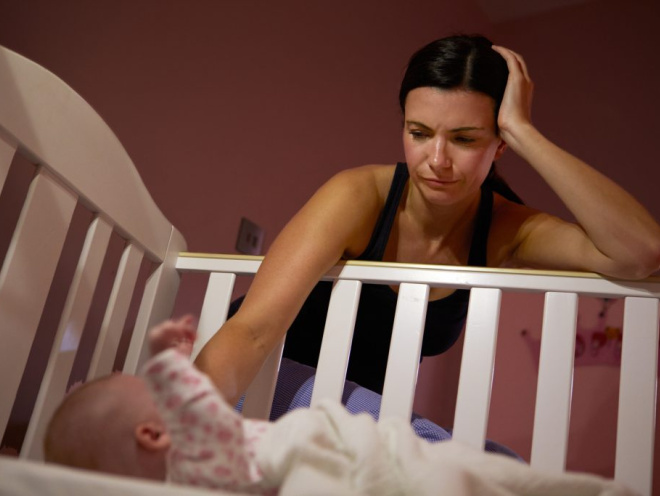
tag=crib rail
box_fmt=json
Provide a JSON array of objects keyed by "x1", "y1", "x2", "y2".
[{"x1": 177, "y1": 252, "x2": 660, "y2": 496}]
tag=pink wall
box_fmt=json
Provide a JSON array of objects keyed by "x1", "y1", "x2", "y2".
[
  {"x1": 2, "y1": 0, "x2": 659, "y2": 486},
  {"x1": 0, "y1": 0, "x2": 493, "y2": 311}
]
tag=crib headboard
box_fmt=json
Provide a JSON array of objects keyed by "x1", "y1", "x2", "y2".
[
  {"x1": 1, "y1": 44, "x2": 660, "y2": 496},
  {"x1": 0, "y1": 45, "x2": 186, "y2": 461}
]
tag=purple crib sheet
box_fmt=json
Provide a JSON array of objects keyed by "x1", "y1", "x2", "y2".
[{"x1": 237, "y1": 358, "x2": 521, "y2": 460}]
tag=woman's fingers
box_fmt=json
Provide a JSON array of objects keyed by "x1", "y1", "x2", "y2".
[
  {"x1": 492, "y1": 45, "x2": 531, "y2": 82},
  {"x1": 491, "y1": 44, "x2": 534, "y2": 139}
]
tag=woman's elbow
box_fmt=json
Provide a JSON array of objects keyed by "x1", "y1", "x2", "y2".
[
  {"x1": 638, "y1": 235, "x2": 660, "y2": 276},
  {"x1": 613, "y1": 243, "x2": 660, "y2": 279}
]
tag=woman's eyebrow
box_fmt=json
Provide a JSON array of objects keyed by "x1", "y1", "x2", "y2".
[
  {"x1": 405, "y1": 120, "x2": 432, "y2": 129},
  {"x1": 405, "y1": 121, "x2": 487, "y2": 133},
  {"x1": 450, "y1": 126, "x2": 486, "y2": 132}
]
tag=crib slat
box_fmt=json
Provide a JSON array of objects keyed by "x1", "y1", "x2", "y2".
[
  {"x1": 242, "y1": 339, "x2": 285, "y2": 420},
  {"x1": 452, "y1": 287, "x2": 502, "y2": 449},
  {"x1": 123, "y1": 228, "x2": 187, "y2": 373},
  {"x1": 0, "y1": 170, "x2": 76, "y2": 438},
  {"x1": 380, "y1": 283, "x2": 430, "y2": 421},
  {"x1": 311, "y1": 279, "x2": 362, "y2": 406},
  {"x1": 21, "y1": 216, "x2": 112, "y2": 460},
  {"x1": 614, "y1": 296, "x2": 659, "y2": 496},
  {"x1": 530, "y1": 291, "x2": 578, "y2": 472},
  {"x1": 0, "y1": 136, "x2": 17, "y2": 193},
  {"x1": 87, "y1": 243, "x2": 143, "y2": 379},
  {"x1": 191, "y1": 272, "x2": 237, "y2": 361}
]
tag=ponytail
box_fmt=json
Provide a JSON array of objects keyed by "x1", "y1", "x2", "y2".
[{"x1": 484, "y1": 163, "x2": 524, "y2": 205}]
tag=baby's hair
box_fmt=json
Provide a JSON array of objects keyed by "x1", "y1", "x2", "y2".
[{"x1": 44, "y1": 375, "x2": 121, "y2": 468}]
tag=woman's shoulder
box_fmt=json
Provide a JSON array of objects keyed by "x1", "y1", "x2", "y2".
[
  {"x1": 488, "y1": 192, "x2": 553, "y2": 267},
  {"x1": 329, "y1": 164, "x2": 398, "y2": 199}
]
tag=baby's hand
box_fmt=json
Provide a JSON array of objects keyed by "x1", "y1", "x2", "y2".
[{"x1": 148, "y1": 315, "x2": 197, "y2": 358}]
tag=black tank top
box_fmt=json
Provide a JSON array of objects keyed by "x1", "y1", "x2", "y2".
[{"x1": 232, "y1": 163, "x2": 494, "y2": 394}]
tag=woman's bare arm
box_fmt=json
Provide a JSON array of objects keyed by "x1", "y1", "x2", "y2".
[
  {"x1": 194, "y1": 166, "x2": 386, "y2": 403},
  {"x1": 492, "y1": 45, "x2": 660, "y2": 278}
]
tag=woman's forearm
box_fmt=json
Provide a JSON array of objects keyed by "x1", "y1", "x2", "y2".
[
  {"x1": 194, "y1": 318, "x2": 273, "y2": 406},
  {"x1": 509, "y1": 123, "x2": 660, "y2": 277}
]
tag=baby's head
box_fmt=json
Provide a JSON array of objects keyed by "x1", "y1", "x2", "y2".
[{"x1": 44, "y1": 373, "x2": 170, "y2": 481}]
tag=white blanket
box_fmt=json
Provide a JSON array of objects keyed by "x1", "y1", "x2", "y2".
[
  {"x1": 258, "y1": 400, "x2": 637, "y2": 496},
  {"x1": 0, "y1": 401, "x2": 637, "y2": 496}
]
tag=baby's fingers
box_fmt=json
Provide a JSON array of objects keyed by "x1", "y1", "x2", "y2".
[{"x1": 149, "y1": 315, "x2": 198, "y2": 355}]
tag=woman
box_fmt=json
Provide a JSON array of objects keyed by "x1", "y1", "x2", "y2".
[{"x1": 195, "y1": 35, "x2": 660, "y2": 402}]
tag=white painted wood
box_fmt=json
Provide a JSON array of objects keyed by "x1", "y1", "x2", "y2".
[
  {"x1": 614, "y1": 297, "x2": 659, "y2": 496},
  {"x1": 311, "y1": 279, "x2": 362, "y2": 406},
  {"x1": 452, "y1": 287, "x2": 502, "y2": 449},
  {"x1": 191, "y1": 272, "x2": 237, "y2": 361},
  {"x1": 176, "y1": 253, "x2": 263, "y2": 275},
  {"x1": 21, "y1": 216, "x2": 112, "y2": 460},
  {"x1": 87, "y1": 243, "x2": 143, "y2": 379},
  {"x1": 0, "y1": 170, "x2": 76, "y2": 438},
  {"x1": 380, "y1": 283, "x2": 429, "y2": 421},
  {"x1": 123, "y1": 227, "x2": 187, "y2": 373},
  {"x1": 530, "y1": 292, "x2": 578, "y2": 472},
  {"x1": 0, "y1": 45, "x2": 173, "y2": 260},
  {"x1": 0, "y1": 135, "x2": 17, "y2": 194},
  {"x1": 177, "y1": 255, "x2": 660, "y2": 299},
  {"x1": 241, "y1": 339, "x2": 286, "y2": 420}
]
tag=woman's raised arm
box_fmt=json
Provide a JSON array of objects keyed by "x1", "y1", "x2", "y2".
[{"x1": 492, "y1": 45, "x2": 660, "y2": 279}]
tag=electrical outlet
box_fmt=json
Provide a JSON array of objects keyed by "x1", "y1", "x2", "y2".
[{"x1": 236, "y1": 217, "x2": 264, "y2": 255}]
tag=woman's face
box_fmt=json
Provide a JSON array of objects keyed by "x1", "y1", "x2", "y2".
[{"x1": 402, "y1": 87, "x2": 506, "y2": 206}]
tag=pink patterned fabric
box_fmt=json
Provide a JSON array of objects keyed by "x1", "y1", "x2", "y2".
[{"x1": 142, "y1": 349, "x2": 276, "y2": 494}]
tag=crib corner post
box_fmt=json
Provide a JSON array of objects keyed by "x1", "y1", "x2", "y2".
[
  {"x1": 0, "y1": 134, "x2": 17, "y2": 194},
  {"x1": 123, "y1": 228, "x2": 186, "y2": 374}
]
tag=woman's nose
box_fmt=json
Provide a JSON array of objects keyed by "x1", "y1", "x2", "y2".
[{"x1": 429, "y1": 139, "x2": 450, "y2": 168}]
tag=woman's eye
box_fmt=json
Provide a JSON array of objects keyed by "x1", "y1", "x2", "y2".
[
  {"x1": 409, "y1": 131, "x2": 429, "y2": 140},
  {"x1": 454, "y1": 136, "x2": 476, "y2": 144}
]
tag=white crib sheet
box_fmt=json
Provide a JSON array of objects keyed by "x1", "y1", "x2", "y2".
[{"x1": 0, "y1": 458, "x2": 243, "y2": 496}]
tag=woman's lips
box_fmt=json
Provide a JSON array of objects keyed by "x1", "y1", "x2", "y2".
[{"x1": 423, "y1": 177, "x2": 458, "y2": 187}]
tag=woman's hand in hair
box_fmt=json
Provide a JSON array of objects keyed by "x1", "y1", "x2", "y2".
[
  {"x1": 491, "y1": 48, "x2": 660, "y2": 279},
  {"x1": 491, "y1": 45, "x2": 534, "y2": 149}
]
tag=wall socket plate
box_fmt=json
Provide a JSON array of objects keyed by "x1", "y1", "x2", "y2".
[{"x1": 235, "y1": 217, "x2": 264, "y2": 255}]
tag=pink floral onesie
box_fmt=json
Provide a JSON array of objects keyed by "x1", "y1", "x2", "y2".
[{"x1": 141, "y1": 349, "x2": 277, "y2": 494}]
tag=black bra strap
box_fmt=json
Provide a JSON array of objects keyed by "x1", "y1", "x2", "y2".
[
  {"x1": 358, "y1": 163, "x2": 493, "y2": 266},
  {"x1": 467, "y1": 186, "x2": 493, "y2": 266},
  {"x1": 357, "y1": 163, "x2": 408, "y2": 261}
]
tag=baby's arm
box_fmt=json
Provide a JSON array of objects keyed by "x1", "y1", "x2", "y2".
[
  {"x1": 141, "y1": 317, "x2": 270, "y2": 490},
  {"x1": 148, "y1": 315, "x2": 197, "y2": 358}
]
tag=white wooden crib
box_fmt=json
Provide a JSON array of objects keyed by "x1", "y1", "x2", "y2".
[{"x1": 1, "y1": 44, "x2": 659, "y2": 496}]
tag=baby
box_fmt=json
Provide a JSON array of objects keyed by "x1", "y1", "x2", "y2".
[
  {"x1": 44, "y1": 317, "x2": 635, "y2": 496},
  {"x1": 44, "y1": 316, "x2": 276, "y2": 494}
]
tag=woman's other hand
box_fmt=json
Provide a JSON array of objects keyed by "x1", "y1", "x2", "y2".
[{"x1": 491, "y1": 45, "x2": 534, "y2": 146}]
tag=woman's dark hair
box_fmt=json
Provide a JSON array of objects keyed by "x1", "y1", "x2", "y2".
[{"x1": 399, "y1": 34, "x2": 523, "y2": 204}]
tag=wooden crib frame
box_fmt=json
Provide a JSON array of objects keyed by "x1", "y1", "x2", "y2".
[{"x1": 1, "y1": 45, "x2": 659, "y2": 496}]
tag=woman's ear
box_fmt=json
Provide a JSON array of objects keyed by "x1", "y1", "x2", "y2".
[
  {"x1": 135, "y1": 421, "x2": 171, "y2": 452},
  {"x1": 494, "y1": 139, "x2": 507, "y2": 161}
]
